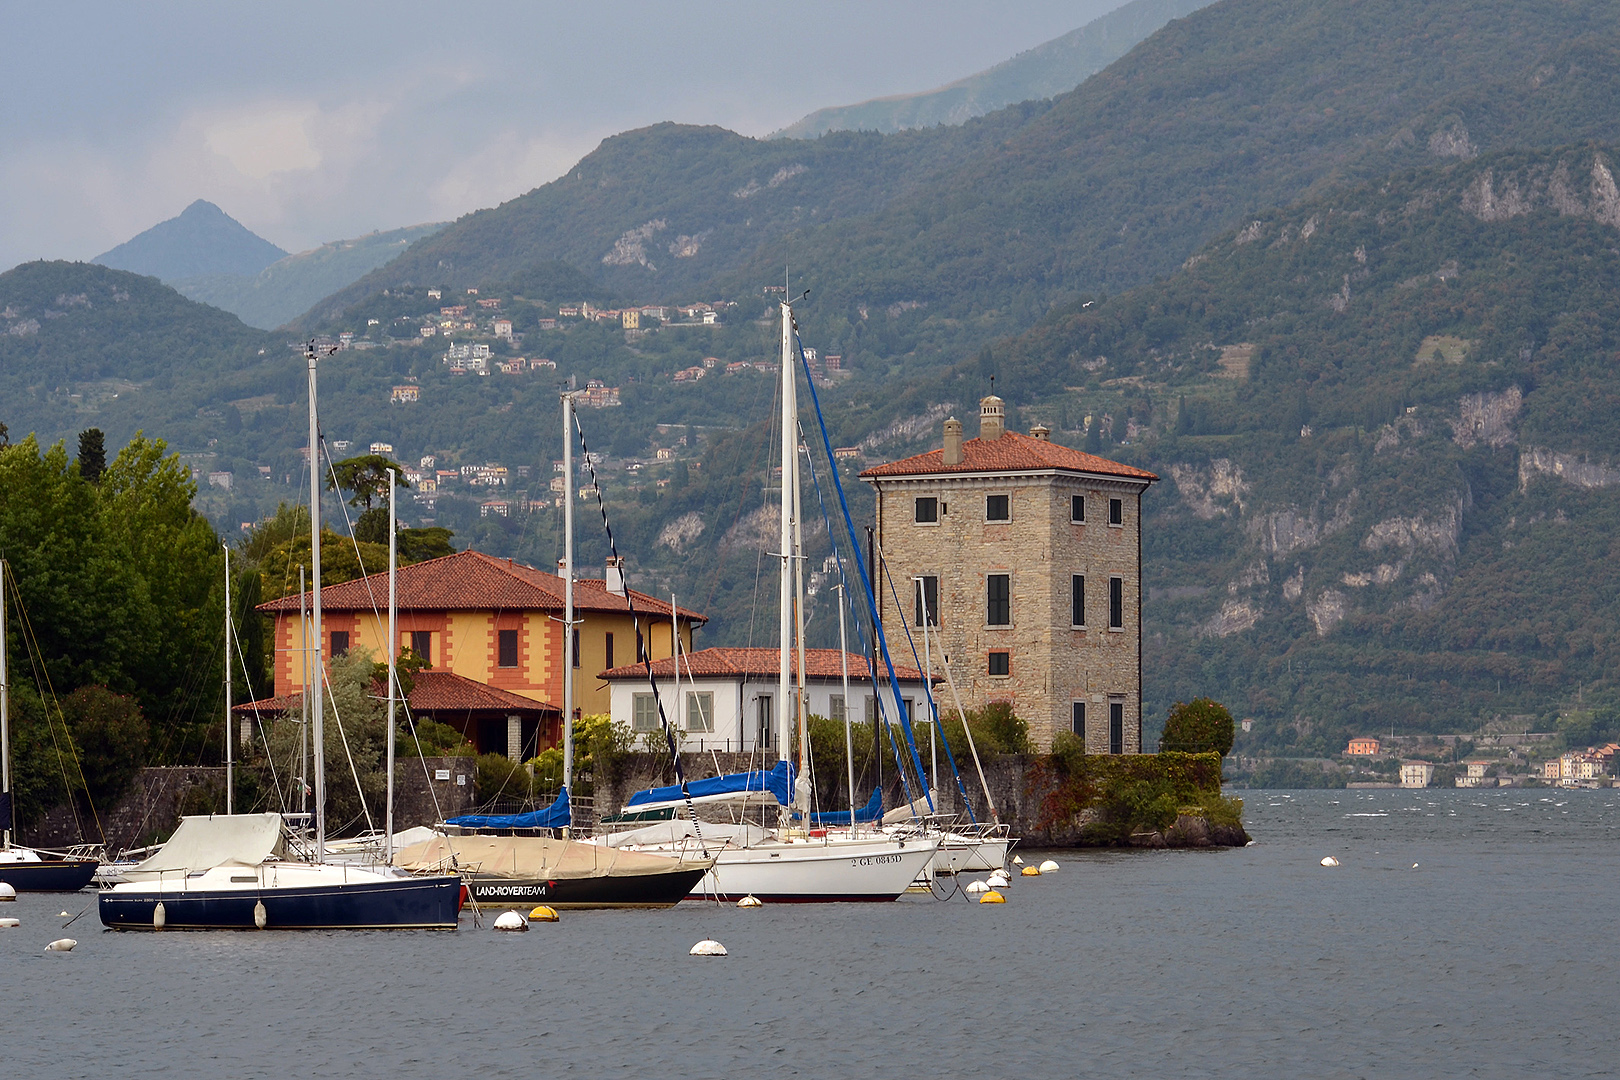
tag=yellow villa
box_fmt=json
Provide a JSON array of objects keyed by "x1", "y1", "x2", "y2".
[{"x1": 249, "y1": 550, "x2": 704, "y2": 758}]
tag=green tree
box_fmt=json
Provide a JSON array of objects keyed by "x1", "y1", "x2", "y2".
[
  {"x1": 1160, "y1": 698, "x2": 1235, "y2": 756},
  {"x1": 60, "y1": 685, "x2": 148, "y2": 812},
  {"x1": 77, "y1": 428, "x2": 105, "y2": 484},
  {"x1": 327, "y1": 455, "x2": 410, "y2": 509}
]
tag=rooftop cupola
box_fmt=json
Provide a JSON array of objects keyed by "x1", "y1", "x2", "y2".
[
  {"x1": 942, "y1": 417, "x2": 963, "y2": 465},
  {"x1": 1029, "y1": 424, "x2": 1051, "y2": 441},
  {"x1": 979, "y1": 395, "x2": 1005, "y2": 441}
]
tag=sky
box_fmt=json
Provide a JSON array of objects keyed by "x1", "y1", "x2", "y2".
[{"x1": 0, "y1": 1, "x2": 1125, "y2": 271}]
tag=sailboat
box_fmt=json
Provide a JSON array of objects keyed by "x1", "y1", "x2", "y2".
[
  {"x1": 601, "y1": 295, "x2": 939, "y2": 902},
  {"x1": 99, "y1": 343, "x2": 462, "y2": 930},
  {"x1": 0, "y1": 560, "x2": 99, "y2": 892}
]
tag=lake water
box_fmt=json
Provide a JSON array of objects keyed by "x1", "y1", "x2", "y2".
[{"x1": 8, "y1": 788, "x2": 1619, "y2": 1079}]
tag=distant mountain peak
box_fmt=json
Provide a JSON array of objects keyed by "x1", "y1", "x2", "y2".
[{"x1": 94, "y1": 200, "x2": 287, "y2": 282}]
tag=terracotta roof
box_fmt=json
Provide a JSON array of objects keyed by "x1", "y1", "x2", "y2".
[
  {"x1": 258, "y1": 549, "x2": 705, "y2": 623},
  {"x1": 599, "y1": 647, "x2": 931, "y2": 683},
  {"x1": 859, "y1": 430, "x2": 1157, "y2": 482},
  {"x1": 232, "y1": 671, "x2": 558, "y2": 716}
]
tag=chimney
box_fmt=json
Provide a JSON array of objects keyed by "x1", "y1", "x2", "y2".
[
  {"x1": 1030, "y1": 424, "x2": 1051, "y2": 441},
  {"x1": 605, "y1": 556, "x2": 626, "y2": 596},
  {"x1": 556, "y1": 558, "x2": 568, "y2": 580},
  {"x1": 979, "y1": 395, "x2": 1005, "y2": 441},
  {"x1": 942, "y1": 417, "x2": 963, "y2": 465}
]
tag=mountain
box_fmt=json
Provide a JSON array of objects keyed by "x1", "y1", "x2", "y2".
[
  {"x1": 770, "y1": 0, "x2": 1214, "y2": 140},
  {"x1": 172, "y1": 222, "x2": 447, "y2": 330},
  {"x1": 296, "y1": 0, "x2": 1620, "y2": 380},
  {"x1": 961, "y1": 144, "x2": 1620, "y2": 751},
  {"x1": 93, "y1": 199, "x2": 287, "y2": 281}
]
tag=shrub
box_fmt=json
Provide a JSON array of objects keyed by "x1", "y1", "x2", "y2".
[
  {"x1": 1159, "y1": 698, "x2": 1234, "y2": 756},
  {"x1": 60, "y1": 684, "x2": 149, "y2": 810},
  {"x1": 474, "y1": 753, "x2": 533, "y2": 804}
]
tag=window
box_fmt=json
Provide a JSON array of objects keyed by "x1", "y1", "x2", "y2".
[
  {"x1": 986, "y1": 494, "x2": 1009, "y2": 521},
  {"x1": 914, "y1": 576, "x2": 940, "y2": 627},
  {"x1": 1072, "y1": 701, "x2": 1086, "y2": 737},
  {"x1": 865, "y1": 696, "x2": 878, "y2": 725},
  {"x1": 330, "y1": 631, "x2": 349, "y2": 657},
  {"x1": 829, "y1": 694, "x2": 846, "y2": 724},
  {"x1": 686, "y1": 691, "x2": 714, "y2": 732},
  {"x1": 914, "y1": 496, "x2": 938, "y2": 524},
  {"x1": 987, "y1": 574, "x2": 1010, "y2": 626},
  {"x1": 988, "y1": 651, "x2": 1010, "y2": 677},
  {"x1": 1109, "y1": 700, "x2": 1124, "y2": 755},
  {"x1": 410, "y1": 630, "x2": 432, "y2": 666},
  {"x1": 1071, "y1": 574, "x2": 1086, "y2": 628},
  {"x1": 604, "y1": 632, "x2": 614, "y2": 670},
  {"x1": 1109, "y1": 497, "x2": 1123, "y2": 526},
  {"x1": 632, "y1": 693, "x2": 659, "y2": 732},
  {"x1": 1071, "y1": 495, "x2": 1085, "y2": 523},
  {"x1": 756, "y1": 696, "x2": 772, "y2": 749},
  {"x1": 497, "y1": 629, "x2": 519, "y2": 668},
  {"x1": 571, "y1": 628, "x2": 580, "y2": 669},
  {"x1": 1109, "y1": 577, "x2": 1124, "y2": 630}
]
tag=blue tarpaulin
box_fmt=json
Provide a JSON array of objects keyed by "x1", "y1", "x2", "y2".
[
  {"x1": 809, "y1": 787, "x2": 882, "y2": 825},
  {"x1": 446, "y1": 787, "x2": 571, "y2": 830},
  {"x1": 625, "y1": 760, "x2": 794, "y2": 809}
]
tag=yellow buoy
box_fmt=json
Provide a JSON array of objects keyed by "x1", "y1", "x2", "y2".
[
  {"x1": 529, "y1": 905, "x2": 559, "y2": 922},
  {"x1": 736, "y1": 895, "x2": 763, "y2": 908},
  {"x1": 978, "y1": 889, "x2": 1006, "y2": 904},
  {"x1": 1021, "y1": 865, "x2": 1041, "y2": 877}
]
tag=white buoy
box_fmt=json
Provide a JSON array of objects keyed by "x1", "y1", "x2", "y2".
[
  {"x1": 964, "y1": 880, "x2": 990, "y2": 895},
  {"x1": 45, "y1": 938, "x2": 77, "y2": 952},
  {"x1": 1412, "y1": 863, "x2": 1419, "y2": 869},
  {"x1": 1320, "y1": 856, "x2": 1339, "y2": 867},
  {"x1": 0, "y1": 917, "x2": 19, "y2": 928},
  {"x1": 153, "y1": 901, "x2": 166, "y2": 930},
  {"x1": 690, "y1": 939, "x2": 727, "y2": 956},
  {"x1": 736, "y1": 895, "x2": 763, "y2": 908},
  {"x1": 1012, "y1": 856, "x2": 1024, "y2": 865},
  {"x1": 987, "y1": 871, "x2": 1011, "y2": 888},
  {"x1": 254, "y1": 900, "x2": 268, "y2": 929},
  {"x1": 1038, "y1": 859, "x2": 1060, "y2": 874},
  {"x1": 57, "y1": 911, "x2": 71, "y2": 917},
  {"x1": 0, "y1": 883, "x2": 15, "y2": 901},
  {"x1": 493, "y1": 911, "x2": 528, "y2": 932}
]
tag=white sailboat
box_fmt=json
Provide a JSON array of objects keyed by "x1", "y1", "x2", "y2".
[
  {"x1": 606, "y1": 295, "x2": 938, "y2": 901},
  {"x1": 99, "y1": 343, "x2": 461, "y2": 930}
]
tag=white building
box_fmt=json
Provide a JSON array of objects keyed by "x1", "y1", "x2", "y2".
[
  {"x1": 1400, "y1": 761, "x2": 1434, "y2": 789},
  {"x1": 600, "y1": 647, "x2": 933, "y2": 754}
]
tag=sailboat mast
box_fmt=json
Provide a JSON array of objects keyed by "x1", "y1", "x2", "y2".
[
  {"x1": 562, "y1": 391, "x2": 575, "y2": 817},
  {"x1": 792, "y1": 406, "x2": 810, "y2": 820},
  {"x1": 776, "y1": 301, "x2": 794, "y2": 771},
  {"x1": 307, "y1": 344, "x2": 326, "y2": 860},
  {"x1": 299, "y1": 564, "x2": 308, "y2": 815},
  {"x1": 837, "y1": 583, "x2": 855, "y2": 830},
  {"x1": 920, "y1": 581, "x2": 934, "y2": 805},
  {"x1": 385, "y1": 468, "x2": 397, "y2": 861},
  {"x1": 224, "y1": 545, "x2": 233, "y2": 815},
  {"x1": 1, "y1": 560, "x2": 10, "y2": 850}
]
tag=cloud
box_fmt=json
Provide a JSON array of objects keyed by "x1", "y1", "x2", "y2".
[{"x1": 203, "y1": 105, "x2": 322, "y2": 180}]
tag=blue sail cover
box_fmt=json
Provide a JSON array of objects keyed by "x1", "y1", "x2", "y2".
[
  {"x1": 446, "y1": 787, "x2": 571, "y2": 830},
  {"x1": 625, "y1": 761, "x2": 794, "y2": 809},
  {"x1": 810, "y1": 787, "x2": 882, "y2": 826}
]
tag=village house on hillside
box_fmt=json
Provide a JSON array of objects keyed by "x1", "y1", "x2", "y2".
[
  {"x1": 244, "y1": 550, "x2": 704, "y2": 759},
  {"x1": 860, "y1": 395, "x2": 1158, "y2": 753}
]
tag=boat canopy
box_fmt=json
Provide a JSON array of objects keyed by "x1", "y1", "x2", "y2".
[
  {"x1": 445, "y1": 787, "x2": 570, "y2": 831},
  {"x1": 393, "y1": 834, "x2": 701, "y2": 877},
  {"x1": 624, "y1": 761, "x2": 794, "y2": 813},
  {"x1": 124, "y1": 813, "x2": 286, "y2": 879},
  {"x1": 810, "y1": 787, "x2": 882, "y2": 825},
  {"x1": 603, "y1": 820, "x2": 774, "y2": 849}
]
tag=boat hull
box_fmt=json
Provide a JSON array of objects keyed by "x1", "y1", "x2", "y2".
[
  {"x1": 692, "y1": 839, "x2": 940, "y2": 903},
  {"x1": 0, "y1": 857, "x2": 98, "y2": 892},
  {"x1": 98, "y1": 874, "x2": 462, "y2": 930},
  {"x1": 467, "y1": 865, "x2": 709, "y2": 909}
]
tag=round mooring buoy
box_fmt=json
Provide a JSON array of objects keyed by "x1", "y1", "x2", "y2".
[
  {"x1": 964, "y1": 880, "x2": 990, "y2": 895},
  {"x1": 0, "y1": 883, "x2": 16, "y2": 901},
  {"x1": 987, "y1": 872, "x2": 1011, "y2": 889},
  {"x1": 1038, "y1": 859, "x2": 1060, "y2": 874},
  {"x1": 1021, "y1": 866, "x2": 1041, "y2": 877},
  {"x1": 690, "y1": 939, "x2": 727, "y2": 956},
  {"x1": 153, "y1": 901, "x2": 166, "y2": 930},
  {"x1": 978, "y1": 890, "x2": 1006, "y2": 905},
  {"x1": 45, "y1": 938, "x2": 77, "y2": 952},
  {"x1": 529, "y1": 905, "x2": 559, "y2": 922},
  {"x1": 1012, "y1": 856, "x2": 1024, "y2": 865},
  {"x1": 1320, "y1": 856, "x2": 1339, "y2": 867},
  {"x1": 736, "y1": 895, "x2": 762, "y2": 909},
  {"x1": 493, "y1": 911, "x2": 528, "y2": 932}
]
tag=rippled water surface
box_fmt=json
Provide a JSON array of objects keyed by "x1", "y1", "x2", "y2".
[{"x1": 9, "y1": 789, "x2": 1620, "y2": 1078}]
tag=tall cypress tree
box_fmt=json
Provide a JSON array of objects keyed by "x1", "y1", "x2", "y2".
[{"x1": 77, "y1": 428, "x2": 106, "y2": 484}]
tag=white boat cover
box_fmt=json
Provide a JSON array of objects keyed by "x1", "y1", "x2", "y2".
[
  {"x1": 882, "y1": 793, "x2": 935, "y2": 825},
  {"x1": 124, "y1": 813, "x2": 286, "y2": 879},
  {"x1": 603, "y1": 820, "x2": 773, "y2": 850},
  {"x1": 392, "y1": 834, "x2": 705, "y2": 878}
]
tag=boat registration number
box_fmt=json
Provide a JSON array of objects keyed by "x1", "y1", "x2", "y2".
[{"x1": 851, "y1": 854, "x2": 902, "y2": 867}]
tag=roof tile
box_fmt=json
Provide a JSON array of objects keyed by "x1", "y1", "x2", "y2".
[
  {"x1": 859, "y1": 430, "x2": 1157, "y2": 482},
  {"x1": 600, "y1": 647, "x2": 930, "y2": 683}
]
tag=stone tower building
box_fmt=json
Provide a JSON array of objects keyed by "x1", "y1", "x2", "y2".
[{"x1": 859, "y1": 396, "x2": 1158, "y2": 752}]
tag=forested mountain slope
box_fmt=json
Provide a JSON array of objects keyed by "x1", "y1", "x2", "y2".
[
  {"x1": 300, "y1": 0, "x2": 1620, "y2": 378},
  {"x1": 93, "y1": 200, "x2": 286, "y2": 280}
]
